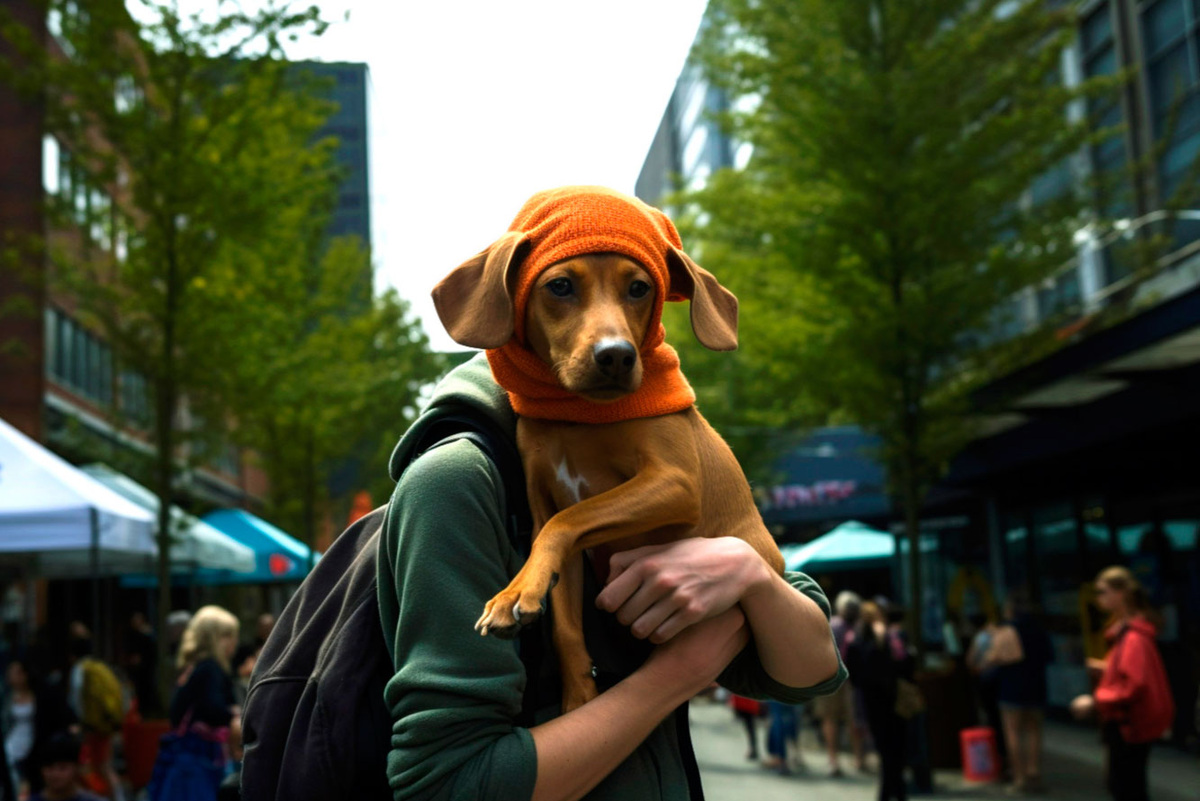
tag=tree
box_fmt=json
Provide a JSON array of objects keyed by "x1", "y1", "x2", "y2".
[
  {"x1": 194, "y1": 233, "x2": 445, "y2": 564},
  {"x1": 1, "y1": 0, "x2": 335, "y2": 695},
  {"x1": 680, "y1": 0, "x2": 1121, "y2": 647}
]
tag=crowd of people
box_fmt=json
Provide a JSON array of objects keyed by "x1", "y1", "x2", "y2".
[
  {"x1": 726, "y1": 565, "x2": 1177, "y2": 801},
  {"x1": 0, "y1": 561, "x2": 1180, "y2": 801},
  {"x1": 0, "y1": 607, "x2": 275, "y2": 801}
]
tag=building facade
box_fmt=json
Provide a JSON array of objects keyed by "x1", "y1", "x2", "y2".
[{"x1": 637, "y1": 1, "x2": 1200, "y2": 739}]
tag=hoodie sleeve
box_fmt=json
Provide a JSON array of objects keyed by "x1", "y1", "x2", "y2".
[
  {"x1": 378, "y1": 439, "x2": 537, "y2": 801},
  {"x1": 1096, "y1": 632, "x2": 1148, "y2": 716}
]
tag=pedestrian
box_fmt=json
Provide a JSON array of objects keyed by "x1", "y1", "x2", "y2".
[
  {"x1": 815, "y1": 590, "x2": 867, "y2": 776},
  {"x1": 846, "y1": 600, "x2": 912, "y2": 801},
  {"x1": 147, "y1": 605, "x2": 239, "y2": 801},
  {"x1": 5, "y1": 656, "x2": 38, "y2": 796},
  {"x1": 729, "y1": 693, "x2": 765, "y2": 761},
  {"x1": 230, "y1": 643, "x2": 258, "y2": 708},
  {"x1": 762, "y1": 700, "x2": 803, "y2": 773},
  {"x1": 966, "y1": 612, "x2": 1009, "y2": 779},
  {"x1": 64, "y1": 629, "x2": 125, "y2": 801},
  {"x1": 253, "y1": 613, "x2": 275, "y2": 651},
  {"x1": 984, "y1": 589, "x2": 1054, "y2": 795},
  {"x1": 375, "y1": 209, "x2": 848, "y2": 801},
  {"x1": 1070, "y1": 566, "x2": 1174, "y2": 801},
  {"x1": 122, "y1": 612, "x2": 159, "y2": 717},
  {"x1": 26, "y1": 732, "x2": 104, "y2": 801},
  {"x1": 165, "y1": 610, "x2": 192, "y2": 668}
]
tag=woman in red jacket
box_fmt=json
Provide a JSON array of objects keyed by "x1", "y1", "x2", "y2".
[{"x1": 1071, "y1": 567, "x2": 1174, "y2": 801}]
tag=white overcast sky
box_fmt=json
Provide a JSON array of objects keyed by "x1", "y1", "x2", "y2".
[{"x1": 265, "y1": 1, "x2": 710, "y2": 351}]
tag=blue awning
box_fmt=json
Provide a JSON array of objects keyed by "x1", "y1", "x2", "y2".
[
  {"x1": 120, "y1": 509, "x2": 317, "y2": 587},
  {"x1": 781, "y1": 520, "x2": 895, "y2": 574}
]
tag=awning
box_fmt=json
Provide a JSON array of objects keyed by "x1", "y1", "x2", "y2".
[
  {"x1": 782, "y1": 520, "x2": 894, "y2": 574},
  {"x1": 199, "y1": 509, "x2": 315, "y2": 583},
  {"x1": 120, "y1": 508, "x2": 316, "y2": 587},
  {"x1": 0, "y1": 417, "x2": 155, "y2": 577},
  {"x1": 80, "y1": 464, "x2": 255, "y2": 573}
]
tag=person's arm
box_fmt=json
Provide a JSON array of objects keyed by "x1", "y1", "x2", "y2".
[
  {"x1": 596, "y1": 537, "x2": 842, "y2": 691},
  {"x1": 530, "y1": 607, "x2": 747, "y2": 801}
]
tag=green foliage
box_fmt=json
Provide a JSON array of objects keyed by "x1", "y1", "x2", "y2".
[{"x1": 678, "y1": 0, "x2": 1122, "y2": 642}]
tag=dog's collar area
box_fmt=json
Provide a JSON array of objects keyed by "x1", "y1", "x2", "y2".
[{"x1": 486, "y1": 334, "x2": 695, "y2": 425}]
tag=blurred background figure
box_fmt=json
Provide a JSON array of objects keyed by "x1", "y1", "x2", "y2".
[
  {"x1": 985, "y1": 589, "x2": 1054, "y2": 795},
  {"x1": 762, "y1": 700, "x2": 803, "y2": 774},
  {"x1": 231, "y1": 644, "x2": 259, "y2": 708},
  {"x1": 149, "y1": 605, "x2": 240, "y2": 801},
  {"x1": 815, "y1": 590, "x2": 867, "y2": 777},
  {"x1": 1072, "y1": 566, "x2": 1175, "y2": 801},
  {"x1": 27, "y1": 731, "x2": 103, "y2": 801},
  {"x1": 122, "y1": 612, "x2": 159, "y2": 718},
  {"x1": 966, "y1": 612, "x2": 1008, "y2": 781},
  {"x1": 64, "y1": 628, "x2": 124, "y2": 801},
  {"x1": 253, "y1": 613, "x2": 276, "y2": 651},
  {"x1": 728, "y1": 693, "x2": 764, "y2": 762},
  {"x1": 165, "y1": 611, "x2": 194, "y2": 668},
  {"x1": 847, "y1": 600, "x2": 912, "y2": 801}
]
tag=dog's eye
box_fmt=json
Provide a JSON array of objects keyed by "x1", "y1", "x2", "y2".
[
  {"x1": 547, "y1": 277, "x2": 573, "y2": 297},
  {"x1": 629, "y1": 280, "x2": 651, "y2": 299}
]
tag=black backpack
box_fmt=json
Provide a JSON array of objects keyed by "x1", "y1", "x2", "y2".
[{"x1": 239, "y1": 413, "x2": 535, "y2": 801}]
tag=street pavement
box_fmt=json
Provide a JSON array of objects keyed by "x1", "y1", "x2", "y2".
[{"x1": 688, "y1": 699, "x2": 1199, "y2": 801}]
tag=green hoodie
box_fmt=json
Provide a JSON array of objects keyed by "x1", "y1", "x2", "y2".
[{"x1": 377, "y1": 354, "x2": 846, "y2": 801}]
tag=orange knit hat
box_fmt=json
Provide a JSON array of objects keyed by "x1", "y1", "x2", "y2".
[
  {"x1": 506, "y1": 186, "x2": 682, "y2": 343},
  {"x1": 486, "y1": 186, "x2": 696, "y2": 423}
]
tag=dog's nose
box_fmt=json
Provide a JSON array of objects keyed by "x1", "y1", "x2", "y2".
[{"x1": 593, "y1": 340, "x2": 637, "y2": 379}]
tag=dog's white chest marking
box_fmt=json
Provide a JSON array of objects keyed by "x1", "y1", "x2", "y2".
[{"x1": 555, "y1": 457, "x2": 588, "y2": 505}]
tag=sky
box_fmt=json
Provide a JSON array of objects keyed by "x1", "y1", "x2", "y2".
[{"x1": 268, "y1": 1, "x2": 711, "y2": 352}]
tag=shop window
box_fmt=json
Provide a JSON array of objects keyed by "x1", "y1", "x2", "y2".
[
  {"x1": 1163, "y1": 520, "x2": 1199, "y2": 551},
  {"x1": 1036, "y1": 503, "x2": 1082, "y2": 615},
  {"x1": 1004, "y1": 518, "x2": 1030, "y2": 592},
  {"x1": 1117, "y1": 522, "x2": 1154, "y2": 555}
]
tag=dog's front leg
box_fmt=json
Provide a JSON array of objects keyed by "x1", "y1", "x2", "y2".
[
  {"x1": 551, "y1": 553, "x2": 598, "y2": 712},
  {"x1": 475, "y1": 459, "x2": 700, "y2": 639}
]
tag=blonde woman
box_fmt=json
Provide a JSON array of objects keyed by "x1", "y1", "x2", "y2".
[{"x1": 148, "y1": 605, "x2": 240, "y2": 801}]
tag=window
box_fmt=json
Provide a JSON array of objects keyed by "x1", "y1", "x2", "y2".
[
  {"x1": 45, "y1": 308, "x2": 113, "y2": 406},
  {"x1": 1082, "y1": 2, "x2": 1136, "y2": 284},
  {"x1": 1140, "y1": 0, "x2": 1200, "y2": 248},
  {"x1": 42, "y1": 136, "x2": 60, "y2": 194},
  {"x1": 119, "y1": 370, "x2": 151, "y2": 427}
]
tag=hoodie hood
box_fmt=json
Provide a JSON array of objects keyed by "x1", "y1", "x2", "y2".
[
  {"x1": 387, "y1": 353, "x2": 516, "y2": 481},
  {"x1": 1106, "y1": 614, "x2": 1159, "y2": 642}
]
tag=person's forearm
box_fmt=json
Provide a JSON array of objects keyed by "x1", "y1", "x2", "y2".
[
  {"x1": 529, "y1": 665, "x2": 697, "y2": 801},
  {"x1": 741, "y1": 570, "x2": 840, "y2": 688}
]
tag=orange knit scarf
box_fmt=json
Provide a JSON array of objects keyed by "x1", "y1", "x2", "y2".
[{"x1": 484, "y1": 186, "x2": 697, "y2": 424}]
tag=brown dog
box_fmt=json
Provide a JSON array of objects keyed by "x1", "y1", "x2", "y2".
[{"x1": 433, "y1": 203, "x2": 785, "y2": 713}]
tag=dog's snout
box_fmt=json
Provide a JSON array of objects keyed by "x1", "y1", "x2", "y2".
[{"x1": 593, "y1": 339, "x2": 637, "y2": 379}]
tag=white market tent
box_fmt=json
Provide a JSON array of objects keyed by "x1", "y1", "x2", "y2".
[
  {"x1": 0, "y1": 417, "x2": 156, "y2": 577},
  {"x1": 81, "y1": 463, "x2": 255, "y2": 574}
]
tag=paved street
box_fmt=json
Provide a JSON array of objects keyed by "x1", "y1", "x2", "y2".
[{"x1": 689, "y1": 699, "x2": 1199, "y2": 801}]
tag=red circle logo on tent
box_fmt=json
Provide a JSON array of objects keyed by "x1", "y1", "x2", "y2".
[{"x1": 268, "y1": 553, "x2": 294, "y2": 576}]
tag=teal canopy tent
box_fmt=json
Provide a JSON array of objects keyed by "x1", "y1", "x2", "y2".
[
  {"x1": 781, "y1": 520, "x2": 895, "y2": 574},
  {"x1": 121, "y1": 508, "x2": 316, "y2": 587}
]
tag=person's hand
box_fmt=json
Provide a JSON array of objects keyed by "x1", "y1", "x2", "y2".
[
  {"x1": 1070, "y1": 693, "x2": 1096, "y2": 721},
  {"x1": 1086, "y1": 657, "x2": 1107, "y2": 676},
  {"x1": 596, "y1": 538, "x2": 771, "y2": 644},
  {"x1": 642, "y1": 606, "x2": 750, "y2": 695}
]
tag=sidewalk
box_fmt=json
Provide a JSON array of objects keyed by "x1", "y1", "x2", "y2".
[{"x1": 689, "y1": 699, "x2": 1198, "y2": 801}]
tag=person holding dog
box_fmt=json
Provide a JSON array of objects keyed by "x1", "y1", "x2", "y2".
[{"x1": 380, "y1": 186, "x2": 845, "y2": 801}]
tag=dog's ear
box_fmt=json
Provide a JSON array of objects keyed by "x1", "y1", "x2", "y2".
[
  {"x1": 432, "y1": 232, "x2": 531, "y2": 349},
  {"x1": 666, "y1": 247, "x2": 738, "y2": 351}
]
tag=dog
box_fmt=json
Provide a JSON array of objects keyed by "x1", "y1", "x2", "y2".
[{"x1": 432, "y1": 187, "x2": 785, "y2": 712}]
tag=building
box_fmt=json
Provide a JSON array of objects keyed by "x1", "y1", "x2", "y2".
[
  {"x1": 290, "y1": 61, "x2": 372, "y2": 251},
  {"x1": 638, "y1": 1, "x2": 1200, "y2": 739}
]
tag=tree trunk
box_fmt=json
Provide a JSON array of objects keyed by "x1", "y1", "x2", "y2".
[
  {"x1": 153, "y1": 363, "x2": 176, "y2": 714},
  {"x1": 902, "y1": 468, "x2": 924, "y2": 663}
]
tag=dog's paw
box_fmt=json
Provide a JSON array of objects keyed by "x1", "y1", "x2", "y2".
[{"x1": 475, "y1": 589, "x2": 546, "y2": 639}]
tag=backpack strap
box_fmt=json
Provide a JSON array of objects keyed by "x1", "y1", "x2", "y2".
[{"x1": 408, "y1": 413, "x2": 543, "y2": 726}]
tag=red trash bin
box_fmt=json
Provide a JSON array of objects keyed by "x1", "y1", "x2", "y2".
[{"x1": 959, "y1": 726, "x2": 1000, "y2": 783}]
